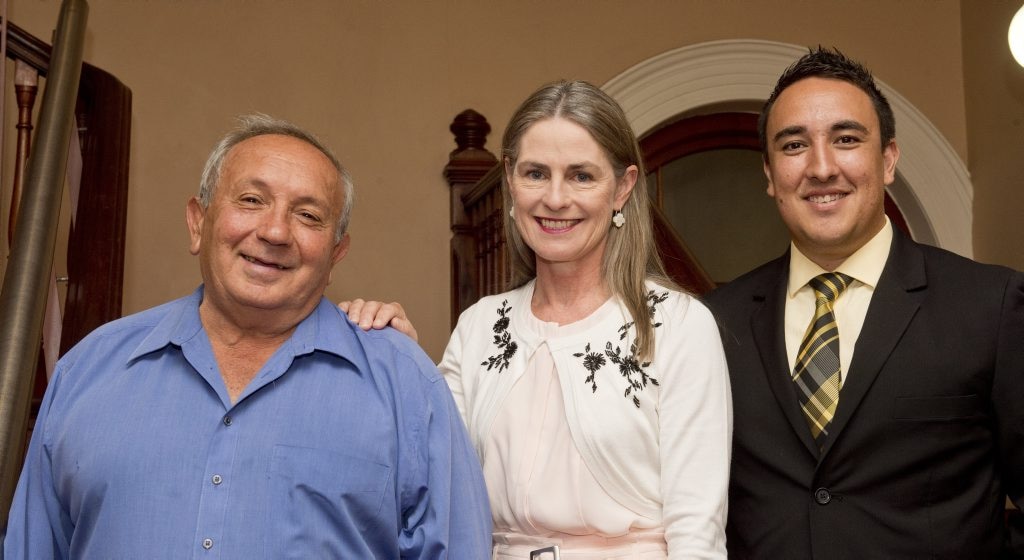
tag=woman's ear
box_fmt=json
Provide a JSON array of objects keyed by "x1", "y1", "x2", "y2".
[{"x1": 615, "y1": 164, "x2": 639, "y2": 208}]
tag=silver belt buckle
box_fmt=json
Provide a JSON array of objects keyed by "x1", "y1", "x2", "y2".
[{"x1": 529, "y1": 545, "x2": 560, "y2": 560}]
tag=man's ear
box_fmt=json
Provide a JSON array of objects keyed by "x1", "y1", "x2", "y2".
[
  {"x1": 186, "y1": 197, "x2": 205, "y2": 256},
  {"x1": 331, "y1": 232, "x2": 351, "y2": 266},
  {"x1": 882, "y1": 139, "x2": 900, "y2": 186},
  {"x1": 763, "y1": 158, "x2": 776, "y2": 198}
]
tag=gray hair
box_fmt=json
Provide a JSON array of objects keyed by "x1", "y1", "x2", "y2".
[{"x1": 198, "y1": 113, "x2": 354, "y2": 241}]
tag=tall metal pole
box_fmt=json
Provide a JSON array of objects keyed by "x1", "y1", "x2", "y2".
[{"x1": 0, "y1": 0, "x2": 88, "y2": 529}]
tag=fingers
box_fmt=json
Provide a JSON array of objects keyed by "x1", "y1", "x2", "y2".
[
  {"x1": 338, "y1": 298, "x2": 367, "y2": 320},
  {"x1": 339, "y1": 299, "x2": 412, "y2": 333},
  {"x1": 389, "y1": 316, "x2": 419, "y2": 342},
  {"x1": 357, "y1": 300, "x2": 387, "y2": 330},
  {"x1": 370, "y1": 302, "x2": 405, "y2": 329},
  {"x1": 339, "y1": 298, "x2": 372, "y2": 328}
]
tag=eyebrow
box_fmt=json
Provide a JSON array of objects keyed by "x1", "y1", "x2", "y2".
[
  {"x1": 239, "y1": 179, "x2": 333, "y2": 209},
  {"x1": 516, "y1": 160, "x2": 549, "y2": 172},
  {"x1": 516, "y1": 160, "x2": 598, "y2": 171},
  {"x1": 832, "y1": 119, "x2": 870, "y2": 134},
  {"x1": 772, "y1": 125, "x2": 806, "y2": 144},
  {"x1": 771, "y1": 120, "x2": 871, "y2": 143}
]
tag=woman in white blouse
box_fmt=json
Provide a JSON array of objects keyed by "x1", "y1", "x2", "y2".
[{"x1": 348, "y1": 80, "x2": 732, "y2": 559}]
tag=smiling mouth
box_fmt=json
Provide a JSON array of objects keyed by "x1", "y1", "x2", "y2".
[
  {"x1": 243, "y1": 254, "x2": 288, "y2": 270},
  {"x1": 807, "y1": 193, "x2": 847, "y2": 204},
  {"x1": 537, "y1": 218, "x2": 581, "y2": 230}
]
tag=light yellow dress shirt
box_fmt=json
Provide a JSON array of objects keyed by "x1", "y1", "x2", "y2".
[{"x1": 784, "y1": 218, "x2": 893, "y2": 387}]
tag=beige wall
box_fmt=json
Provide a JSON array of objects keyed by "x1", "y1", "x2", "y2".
[
  {"x1": 962, "y1": 1, "x2": 1024, "y2": 268},
  {"x1": 4, "y1": 0, "x2": 1015, "y2": 360}
]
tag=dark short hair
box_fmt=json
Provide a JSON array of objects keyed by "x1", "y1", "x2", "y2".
[{"x1": 758, "y1": 46, "x2": 895, "y2": 158}]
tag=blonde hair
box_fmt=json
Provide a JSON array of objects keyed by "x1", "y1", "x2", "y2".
[{"x1": 500, "y1": 80, "x2": 677, "y2": 360}]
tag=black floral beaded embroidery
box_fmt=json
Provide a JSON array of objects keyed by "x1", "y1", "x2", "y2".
[
  {"x1": 481, "y1": 300, "x2": 517, "y2": 372},
  {"x1": 616, "y1": 290, "x2": 668, "y2": 340},
  {"x1": 577, "y1": 343, "x2": 606, "y2": 392},
  {"x1": 605, "y1": 341, "x2": 658, "y2": 408},
  {"x1": 573, "y1": 290, "x2": 668, "y2": 409}
]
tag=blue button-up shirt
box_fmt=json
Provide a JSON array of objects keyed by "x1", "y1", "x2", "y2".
[{"x1": 3, "y1": 288, "x2": 491, "y2": 559}]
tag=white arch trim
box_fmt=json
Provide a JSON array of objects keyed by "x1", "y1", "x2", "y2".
[{"x1": 603, "y1": 39, "x2": 973, "y2": 258}]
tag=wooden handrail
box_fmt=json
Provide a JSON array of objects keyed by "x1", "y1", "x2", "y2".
[{"x1": 5, "y1": 18, "x2": 54, "y2": 73}]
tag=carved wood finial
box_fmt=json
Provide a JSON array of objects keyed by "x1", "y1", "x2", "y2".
[
  {"x1": 445, "y1": 109, "x2": 497, "y2": 186},
  {"x1": 449, "y1": 109, "x2": 491, "y2": 155}
]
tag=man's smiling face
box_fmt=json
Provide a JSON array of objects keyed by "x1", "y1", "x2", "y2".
[
  {"x1": 763, "y1": 76, "x2": 899, "y2": 269},
  {"x1": 187, "y1": 133, "x2": 349, "y2": 321}
]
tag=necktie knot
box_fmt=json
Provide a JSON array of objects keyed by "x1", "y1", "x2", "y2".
[{"x1": 809, "y1": 272, "x2": 853, "y2": 304}]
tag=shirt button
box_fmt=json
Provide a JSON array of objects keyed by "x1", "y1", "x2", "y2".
[
  {"x1": 202, "y1": 538, "x2": 213, "y2": 550},
  {"x1": 814, "y1": 487, "x2": 832, "y2": 505},
  {"x1": 223, "y1": 415, "x2": 232, "y2": 426},
  {"x1": 211, "y1": 474, "x2": 223, "y2": 485}
]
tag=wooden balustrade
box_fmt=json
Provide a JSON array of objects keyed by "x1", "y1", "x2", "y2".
[
  {"x1": 8, "y1": 61, "x2": 38, "y2": 245},
  {"x1": 443, "y1": 109, "x2": 712, "y2": 322},
  {"x1": 0, "y1": 14, "x2": 131, "y2": 499},
  {"x1": 1, "y1": 17, "x2": 131, "y2": 357}
]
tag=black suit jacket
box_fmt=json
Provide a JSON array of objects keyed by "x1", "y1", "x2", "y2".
[{"x1": 704, "y1": 229, "x2": 1024, "y2": 559}]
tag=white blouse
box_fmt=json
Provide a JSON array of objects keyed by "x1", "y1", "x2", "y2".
[
  {"x1": 440, "y1": 280, "x2": 732, "y2": 559},
  {"x1": 485, "y1": 298, "x2": 659, "y2": 537}
]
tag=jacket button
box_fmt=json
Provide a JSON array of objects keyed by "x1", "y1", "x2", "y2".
[{"x1": 814, "y1": 487, "x2": 832, "y2": 505}]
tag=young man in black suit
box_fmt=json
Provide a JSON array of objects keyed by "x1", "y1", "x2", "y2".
[{"x1": 704, "y1": 47, "x2": 1024, "y2": 559}]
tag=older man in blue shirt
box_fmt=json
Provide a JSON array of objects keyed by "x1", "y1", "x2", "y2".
[{"x1": 3, "y1": 114, "x2": 491, "y2": 559}]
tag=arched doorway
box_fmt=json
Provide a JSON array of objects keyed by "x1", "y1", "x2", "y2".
[{"x1": 603, "y1": 39, "x2": 971, "y2": 271}]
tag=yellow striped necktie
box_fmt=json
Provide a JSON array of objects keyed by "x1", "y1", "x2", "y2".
[{"x1": 793, "y1": 272, "x2": 853, "y2": 449}]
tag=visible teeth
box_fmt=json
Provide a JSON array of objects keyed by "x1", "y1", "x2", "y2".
[
  {"x1": 540, "y1": 218, "x2": 578, "y2": 229},
  {"x1": 244, "y1": 255, "x2": 285, "y2": 269},
  {"x1": 809, "y1": 193, "x2": 845, "y2": 203}
]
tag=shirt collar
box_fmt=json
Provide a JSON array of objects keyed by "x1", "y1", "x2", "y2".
[
  {"x1": 128, "y1": 286, "x2": 361, "y2": 366},
  {"x1": 128, "y1": 287, "x2": 205, "y2": 362},
  {"x1": 787, "y1": 217, "x2": 893, "y2": 297},
  {"x1": 288, "y1": 297, "x2": 360, "y2": 362}
]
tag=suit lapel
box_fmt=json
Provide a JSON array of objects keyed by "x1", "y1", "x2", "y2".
[
  {"x1": 750, "y1": 256, "x2": 821, "y2": 457},
  {"x1": 821, "y1": 230, "x2": 927, "y2": 457}
]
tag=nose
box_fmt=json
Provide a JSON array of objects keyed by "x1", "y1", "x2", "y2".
[
  {"x1": 807, "y1": 143, "x2": 839, "y2": 183},
  {"x1": 256, "y1": 207, "x2": 292, "y2": 246},
  {"x1": 541, "y1": 176, "x2": 570, "y2": 210}
]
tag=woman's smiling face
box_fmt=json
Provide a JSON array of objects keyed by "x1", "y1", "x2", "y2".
[{"x1": 506, "y1": 117, "x2": 636, "y2": 273}]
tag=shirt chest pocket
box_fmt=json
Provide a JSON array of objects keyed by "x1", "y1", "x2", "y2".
[
  {"x1": 266, "y1": 444, "x2": 393, "y2": 558},
  {"x1": 893, "y1": 394, "x2": 984, "y2": 420}
]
